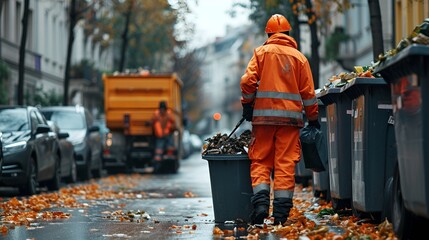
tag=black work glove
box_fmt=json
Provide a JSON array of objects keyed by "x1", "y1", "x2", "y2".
[
  {"x1": 308, "y1": 120, "x2": 321, "y2": 129},
  {"x1": 242, "y1": 103, "x2": 253, "y2": 122}
]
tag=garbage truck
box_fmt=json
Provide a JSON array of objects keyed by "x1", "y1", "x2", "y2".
[{"x1": 102, "y1": 72, "x2": 184, "y2": 173}]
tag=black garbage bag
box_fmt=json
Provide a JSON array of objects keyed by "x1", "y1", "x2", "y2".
[{"x1": 299, "y1": 125, "x2": 328, "y2": 172}]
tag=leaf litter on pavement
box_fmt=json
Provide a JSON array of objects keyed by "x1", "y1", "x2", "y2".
[{"x1": 0, "y1": 174, "x2": 398, "y2": 239}]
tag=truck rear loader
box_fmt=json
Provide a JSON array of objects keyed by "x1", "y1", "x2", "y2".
[{"x1": 102, "y1": 73, "x2": 184, "y2": 173}]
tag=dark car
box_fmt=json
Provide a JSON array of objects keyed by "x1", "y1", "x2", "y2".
[
  {"x1": 0, "y1": 132, "x2": 3, "y2": 175},
  {"x1": 40, "y1": 106, "x2": 103, "y2": 180},
  {"x1": 47, "y1": 120, "x2": 77, "y2": 183},
  {"x1": 0, "y1": 106, "x2": 61, "y2": 195}
]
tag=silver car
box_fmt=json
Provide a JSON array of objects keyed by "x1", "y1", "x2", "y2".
[
  {"x1": 41, "y1": 106, "x2": 103, "y2": 181},
  {"x1": 47, "y1": 120, "x2": 77, "y2": 183}
]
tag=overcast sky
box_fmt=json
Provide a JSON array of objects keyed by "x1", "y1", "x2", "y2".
[{"x1": 187, "y1": 0, "x2": 252, "y2": 48}]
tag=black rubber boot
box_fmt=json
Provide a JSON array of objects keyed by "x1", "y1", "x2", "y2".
[
  {"x1": 272, "y1": 198, "x2": 293, "y2": 225},
  {"x1": 250, "y1": 190, "x2": 270, "y2": 224}
]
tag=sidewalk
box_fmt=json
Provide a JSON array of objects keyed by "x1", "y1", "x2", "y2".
[{"x1": 212, "y1": 184, "x2": 398, "y2": 239}]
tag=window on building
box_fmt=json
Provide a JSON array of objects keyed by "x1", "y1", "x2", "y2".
[
  {"x1": 44, "y1": 12, "x2": 49, "y2": 62},
  {"x1": 52, "y1": 16, "x2": 57, "y2": 64}
]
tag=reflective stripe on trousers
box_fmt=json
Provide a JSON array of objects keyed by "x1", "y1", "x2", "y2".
[{"x1": 253, "y1": 184, "x2": 294, "y2": 198}]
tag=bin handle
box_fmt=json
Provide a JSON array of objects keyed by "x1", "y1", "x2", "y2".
[{"x1": 227, "y1": 117, "x2": 245, "y2": 139}]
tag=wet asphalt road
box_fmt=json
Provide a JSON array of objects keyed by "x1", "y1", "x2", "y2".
[{"x1": 1, "y1": 152, "x2": 256, "y2": 240}]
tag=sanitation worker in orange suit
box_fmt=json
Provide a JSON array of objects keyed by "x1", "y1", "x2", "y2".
[
  {"x1": 240, "y1": 14, "x2": 319, "y2": 225},
  {"x1": 152, "y1": 101, "x2": 176, "y2": 163}
]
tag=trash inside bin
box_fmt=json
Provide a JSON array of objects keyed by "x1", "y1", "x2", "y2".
[
  {"x1": 317, "y1": 87, "x2": 352, "y2": 210},
  {"x1": 342, "y1": 77, "x2": 396, "y2": 217},
  {"x1": 375, "y1": 44, "x2": 429, "y2": 219},
  {"x1": 202, "y1": 154, "x2": 253, "y2": 223}
]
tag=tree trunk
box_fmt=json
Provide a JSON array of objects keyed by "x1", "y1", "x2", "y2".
[
  {"x1": 63, "y1": 0, "x2": 77, "y2": 106},
  {"x1": 368, "y1": 0, "x2": 384, "y2": 61},
  {"x1": 18, "y1": 0, "x2": 30, "y2": 105},
  {"x1": 288, "y1": 0, "x2": 301, "y2": 51},
  {"x1": 0, "y1": 0, "x2": 4, "y2": 57},
  {"x1": 305, "y1": 0, "x2": 320, "y2": 89},
  {"x1": 119, "y1": 1, "x2": 133, "y2": 72}
]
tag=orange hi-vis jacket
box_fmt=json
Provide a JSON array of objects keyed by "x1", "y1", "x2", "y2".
[
  {"x1": 240, "y1": 33, "x2": 318, "y2": 127},
  {"x1": 152, "y1": 109, "x2": 176, "y2": 138}
]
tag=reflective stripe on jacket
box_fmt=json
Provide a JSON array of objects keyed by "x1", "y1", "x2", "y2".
[
  {"x1": 240, "y1": 33, "x2": 318, "y2": 127},
  {"x1": 152, "y1": 109, "x2": 175, "y2": 138}
]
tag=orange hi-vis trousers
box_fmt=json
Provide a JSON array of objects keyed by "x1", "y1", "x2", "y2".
[{"x1": 248, "y1": 125, "x2": 301, "y2": 195}]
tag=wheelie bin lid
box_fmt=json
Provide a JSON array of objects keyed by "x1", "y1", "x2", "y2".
[
  {"x1": 342, "y1": 77, "x2": 387, "y2": 100},
  {"x1": 374, "y1": 44, "x2": 429, "y2": 84},
  {"x1": 316, "y1": 87, "x2": 342, "y2": 105}
]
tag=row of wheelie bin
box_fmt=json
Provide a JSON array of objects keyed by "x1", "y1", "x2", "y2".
[{"x1": 312, "y1": 44, "x2": 429, "y2": 239}]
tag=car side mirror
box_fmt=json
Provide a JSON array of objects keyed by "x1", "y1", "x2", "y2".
[
  {"x1": 89, "y1": 125, "x2": 100, "y2": 132},
  {"x1": 58, "y1": 132, "x2": 69, "y2": 139},
  {"x1": 35, "y1": 124, "x2": 51, "y2": 134}
]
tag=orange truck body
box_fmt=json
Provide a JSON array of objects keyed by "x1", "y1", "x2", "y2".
[{"x1": 102, "y1": 73, "x2": 183, "y2": 172}]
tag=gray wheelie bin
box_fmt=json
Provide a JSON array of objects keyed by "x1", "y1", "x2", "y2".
[
  {"x1": 341, "y1": 77, "x2": 396, "y2": 221},
  {"x1": 375, "y1": 44, "x2": 429, "y2": 237},
  {"x1": 202, "y1": 154, "x2": 253, "y2": 223},
  {"x1": 317, "y1": 87, "x2": 352, "y2": 210},
  {"x1": 312, "y1": 99, "x2": 330, "y2": 201}
]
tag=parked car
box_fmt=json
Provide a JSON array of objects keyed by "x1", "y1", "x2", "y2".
[
  {"x1": 0, "y1": 106, "x2": 61, "y2": 195},
  {"x1": 182, "y1": 130, "x2": 193, "y2": 159},
  {"x1": 0, "y1": 131, "x2": 3, "y2": 176},
  {"x1": 40, "y1": 106, "x2": 103, "y2": 181},
  {"x1": 93, "y1": 118, "x2": 115, "y2": 172},
  {"x1": 182, "y1": 130, "x2": 204, "y2": 158},
  {"x1": 47, "y1": 120, "x2": 77, "y2": 183},
  {"x1": 189, "y1": 133, "x2": 203, "y2": 153}
]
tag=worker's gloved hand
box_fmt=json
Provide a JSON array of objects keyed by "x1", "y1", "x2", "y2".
[
  {"x1": 308, "y1": 120, "x2": 321, "y2": 129},
  {"x1": 242, "y1": 103, "x2": 253, "y2": 122}
]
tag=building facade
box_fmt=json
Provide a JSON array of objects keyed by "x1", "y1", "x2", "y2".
[
  {"x1": 0, "y1": 0, "x2": 112, "y2": 112},
  {"x1": 1, "y1": 0, "x2": 67, "y2": 104},
  {"x1": 318, "y1": 0, "x2": 395, "y2": 86}
]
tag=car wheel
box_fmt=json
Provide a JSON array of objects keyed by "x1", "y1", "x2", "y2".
[
  {"x1": 47, "y1": 154, "x2": 61, "y2": 191},
  {"x1": 92, "y1": 156, "x2": 103, "y2": 179},
  {"x1": 79, "y1": 152, "x2": 92, "y2": 181},
  {"x1": 66, "y1": 157, "x2": 77, "y2": 183},
  {"x1": 20, "y1": 157, "x2": 38, "y2": 196},
  {"x1": 170, "y1": 158, "x2": 180, "y2": 173}
]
